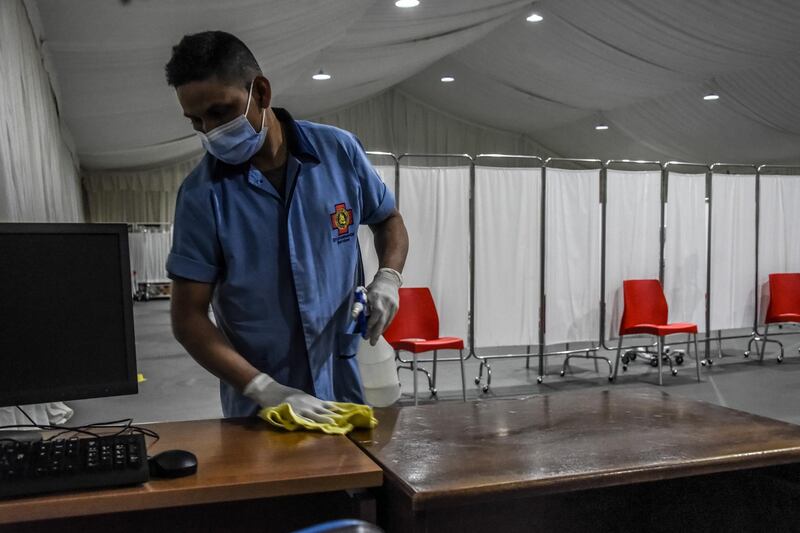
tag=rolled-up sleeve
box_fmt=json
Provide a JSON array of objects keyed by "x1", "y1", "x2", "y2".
[
  {"x1": 166, "y1": 181, "x2": 222, "y2": 283},
  {"x1": 347, "y1": 134, "x2": 396, "y2": 225}
]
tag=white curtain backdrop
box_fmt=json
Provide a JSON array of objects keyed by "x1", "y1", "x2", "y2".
[
  {"x1": 357, "y1": 164, "x2": 396, "y2": 282},
  {"x1": 314, "y1": 89, "x2": 557, "y2": 160},
  {"x1": 757, "y1": 175, "x2": 800, "y2": 322},
  {"x1": 474, "y1": 166, "x2": 540, "y2": 348},
  {"x1": 604, "y1": 170, "x2": 661, "y2": 339},
  {"x1": 0, "y1": 0, "x2": 83, "y2": 223},
  {"x1": 664, "y1": 173, "x2": 707, "y2": 327},
  {"x1": 545, "y1": 168, "x2": 601, "y2": 345},
  {"x1": 396, "y1": 166, "x2": 470, "y2": 341},
  {"x1": 82, "y1": 156, "x2": 199, "y2": 223},
  {"x1": 710, "y1": 173, "x2": 757, "y2": 331},
  {"x1": 129, "y1": 228, "x2": 173, "y2": 284}
]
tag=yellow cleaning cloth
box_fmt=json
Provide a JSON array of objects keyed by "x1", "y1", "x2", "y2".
[{"x1": 258, "y1": 402, "x2": 378, "y2": 435}]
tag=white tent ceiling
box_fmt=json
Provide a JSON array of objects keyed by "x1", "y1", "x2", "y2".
[{"x1": 29, "y1": 0, "x2": 800, "y2": 169}]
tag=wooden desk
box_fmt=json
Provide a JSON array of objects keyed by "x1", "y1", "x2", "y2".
[
  {"x1": 0, "y1": 418, "x2": 382, "y2": 532},
  {"x1": 350, "y1": 389, "x2": 800, "y2": 532}
]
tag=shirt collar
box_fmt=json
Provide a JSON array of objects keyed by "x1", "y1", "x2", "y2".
[
  {"x1": 211, "y1": 107, "x2": 320, "y2": 179},
  {"x1": 273, "y1": 107, "x2": 321, "y2": 165}
]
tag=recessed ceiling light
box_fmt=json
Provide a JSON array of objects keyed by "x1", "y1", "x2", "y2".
[
  {"x1": 312, "y1": 69, "x2": 331, "y2": 81},
  {"x1": 595, "y1": 124, "x2": 609, "y2": 130},
  {"x1": 395, "y1": 0, "x2": 419, "y2": 7},
  {"x1": 440, "y1": 76, "x2": 455, "y2": 83},
  {"x1": 526, "y1": 13, "x2": 543, "y2": 22},
  {"x1": 703, "y1": 93, "x2": 720, "y2": 101}
]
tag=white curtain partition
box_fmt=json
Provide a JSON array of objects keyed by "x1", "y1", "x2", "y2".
[
  {"x1": 474, "y1": 166, "x2": 540, "y2": 348},
  {"x1": 664, "y1": 173, "x2": 707, "y2": 328},
  {"x1": 757, "y1": 175, "x2": 800, "y2": 322},
  {"x1": 129, "y1": 229, "x2": 172, "y2": 284},
  {"x1": 545, "y1": 168, "x2": 601, "y2": 345},
  {"x1": 710, "y1": 173, "x2": 757, "y2": 331},
  {"x1": 392, "y1": 166, "x2": 470, "y2": 341},
  {"x1": 604, "y1": 170, "x2": 661, "y2": 340},
  {"x1": 0, "y1": 0, "x2": 83, "y2": 223},
  {"x1": 357, "y1": 165, "x2": 396, "y2": 281}
]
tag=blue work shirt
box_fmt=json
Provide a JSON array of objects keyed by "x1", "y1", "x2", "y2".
[{"x1": 166, "y1": 108, "x2": 395, "y2": 417}]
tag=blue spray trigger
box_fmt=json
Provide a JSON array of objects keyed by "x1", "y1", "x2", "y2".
[{"x1": 350, "y1": 286, "x2": 369, "y2": 339}]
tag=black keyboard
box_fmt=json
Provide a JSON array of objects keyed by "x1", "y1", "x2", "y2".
[{"x1": 0, "y1": 434, "x2": 149, "y2": 499}]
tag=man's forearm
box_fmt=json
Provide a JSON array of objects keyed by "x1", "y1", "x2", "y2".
[
  {"x1": 372, "y1": 210, "x2": 409, "y2": 273},
  {"x1": 174, "y1": 313, "x2": 260, "y2": 392}
]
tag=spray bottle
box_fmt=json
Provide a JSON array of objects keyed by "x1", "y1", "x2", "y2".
[{"x1": 351, "y1": 287, "x2": 401, "y2": 407}]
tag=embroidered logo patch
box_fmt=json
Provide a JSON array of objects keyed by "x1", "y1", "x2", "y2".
[
  {"x1": 331, "y1": 203, "x2": 353, "y2": 235},
  {"x1": 330, "y1": 203, "x2": 353, "y2": 242}
]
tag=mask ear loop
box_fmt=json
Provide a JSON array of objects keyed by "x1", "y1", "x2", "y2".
[{"x1": 244, "y1": 80, "x2": 267, "y2": 133}]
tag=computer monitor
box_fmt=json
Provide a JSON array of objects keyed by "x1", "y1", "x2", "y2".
[{"x1": 0, "y1": 223, "x2": 137, "y2": 407}]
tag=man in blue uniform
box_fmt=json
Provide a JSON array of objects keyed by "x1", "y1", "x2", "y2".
[{"x1": 164, "y1": 31, "x2": 409, "y2": 422}]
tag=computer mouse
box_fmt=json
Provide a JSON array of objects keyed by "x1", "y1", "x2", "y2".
[{"x1": 148, "y1": 449, "x2": 198, "y2": 479}]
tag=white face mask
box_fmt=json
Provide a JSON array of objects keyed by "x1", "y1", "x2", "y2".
[{"x1": 196, "y1": 81, "x2": 267, "y2": 164}]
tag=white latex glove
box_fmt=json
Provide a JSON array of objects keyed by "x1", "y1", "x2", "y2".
[
  {"x1": 366, "y1": 267, "x2": 402, "y2": 346},
  {"x1": 243, "y1": 373, "x2": 336, "y2": 424}
]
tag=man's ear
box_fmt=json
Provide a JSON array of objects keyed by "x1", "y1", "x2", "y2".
[{"x1": 253, "y1": 75, "x2": 272, "y2": 109}]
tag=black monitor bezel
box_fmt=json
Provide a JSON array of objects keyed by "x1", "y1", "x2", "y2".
[{"x1": 0, "y1": 223, "x2": 138, "y2": 407}]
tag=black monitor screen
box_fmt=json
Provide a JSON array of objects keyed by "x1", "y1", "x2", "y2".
[{"x1": 0, "y1": 224, "x2": 137, "y2": 407}]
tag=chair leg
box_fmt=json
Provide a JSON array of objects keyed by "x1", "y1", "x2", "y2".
[
  {"x1": 612, "y1": 336, "x2": 624, "y2": 381},
  {"x1": 760, "y1": 324, "x2": 770, "y2": 362},
  {"x1": 693, "y1": 333, "x2": 701, "y2": 382},
  {"x1": 459, "y1": 349, "x2": 466, "y2": 402},
  {"x1": 412, "y1": 353, "x2": 418, "y2": 406},
  {"x1": 432, "y1": 350, "x2": 438, "y2": 394},
  {"x1": 657, "y1": 336, "x2": 664, "y2": 386}
]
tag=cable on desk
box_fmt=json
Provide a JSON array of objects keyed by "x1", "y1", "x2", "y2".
[{"x1": 0, "y1": 406, "x2": 160, "y2": 449}]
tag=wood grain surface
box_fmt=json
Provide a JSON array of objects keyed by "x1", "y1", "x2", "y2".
[
  {"x1": 0, "y1": 417, "x2": 382, "y2": 524},
  {"x1": 350, "y1": 389, "x2": 800, "y2": 510}
]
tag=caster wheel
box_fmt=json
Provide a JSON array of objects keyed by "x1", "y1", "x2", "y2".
[
  {"x1": 621, "y1": 355, "x2": 630, "y2": 365},
  {"x1": 622, "y1": 365, "x2": 628, "y2": 372},
  {"x1": 707, "y1": 359, "x2": 714, "y2": 366},
  {"x1": 649, "y1": 358, "x2": 659, "y2": 368},
  {"x1": 675, "y1": 355, "x2": 684, "y2": 365},
  {"x1": 608, "y1": 376, "x2": 614, "y2": 382},
  {"x1": 482, "y1": 385, "x2": 490, "y2": 393},
  {"x1": 474, "y1": 377, "x2": 480, "y2": 385},
  {"x1": 537, "y1": 376, "x2": 543, "y2": 384},
  {"x1": 630, "y1": 352, "x2": 638, "y2": 361},
  {"x1": 701, "y1": 360, "x2": 706, "y2": 366},
  {"x1": 559, "y1": 370, "x2": 565, "y2": 377},
  {"x1": 671, "y1": 369, "x2": 678, "y2": 376},
  {"x1": 744, "y1": 351, "x2": 750, "y2": 358},
  {"x1": 778, "y1": 357, "x2": 784, "y2": 364},
  {"x1": 430, "y1": 389, "x2": 438, "y2": 397}
]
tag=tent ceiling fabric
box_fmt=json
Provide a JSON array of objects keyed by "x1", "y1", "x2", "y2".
[{"x1": 32, "y1": 0, "x2": 800, "y2": 170}]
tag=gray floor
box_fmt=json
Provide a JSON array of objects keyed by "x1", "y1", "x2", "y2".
[{"x1": 69, "y1": 300, "x2": 800, "y2": 427}]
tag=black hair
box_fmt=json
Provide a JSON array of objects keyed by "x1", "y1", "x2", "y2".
[{"x1": 165, "y1": 31, "x2": 262, "y2": 88}]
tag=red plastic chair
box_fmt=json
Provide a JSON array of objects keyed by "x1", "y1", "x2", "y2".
[
  {"x1": 383, "y1": 288, "x2": 466, "y2": 404},
  {"x1": 612, "y1": 280, "x2": 701, "y2": 385},
  {"x1": 755, "y1": 273, "x2": 800, "y2": 362}
]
